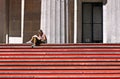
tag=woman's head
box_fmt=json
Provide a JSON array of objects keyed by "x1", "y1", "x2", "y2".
[{"x1": 38, "y1": 29, "x2": 43, "y2": 36}]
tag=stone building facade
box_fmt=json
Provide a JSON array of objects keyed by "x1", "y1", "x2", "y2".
[{"x1": 0, "y1": 0, "x2": 119, "y2": 44}]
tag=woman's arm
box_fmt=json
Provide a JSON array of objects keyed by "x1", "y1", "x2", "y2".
[
  {"x1": 41, "y1": 34, "x2": 47, "y2": 41},
  {"x1": 32, "y1": 35, "x2": 40, "y2": 40}
]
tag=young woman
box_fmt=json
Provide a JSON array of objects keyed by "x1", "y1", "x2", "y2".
[{"x1": 27, "y1": 29, "x2": 47, "y2": 46}]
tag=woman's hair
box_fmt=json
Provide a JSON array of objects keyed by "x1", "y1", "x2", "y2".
[{"x1": 38, "y1": 29, "x2": 43, "y2": 35}]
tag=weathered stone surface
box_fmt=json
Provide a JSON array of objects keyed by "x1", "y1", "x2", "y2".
[{"x1": 103, "y1": 0, "x2": 120, "y2": 43}]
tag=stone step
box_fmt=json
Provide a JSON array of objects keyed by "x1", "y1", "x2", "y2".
[
  {"x1": 1, "y1": 43, "x2": 120, "y2": 48},
  {"x1": 0, "y1": 48, "x2": 120, "y2": 52},
  {"x1": 0, "y1": 61, "x2": 120, "y2": 66},
  {"x1": 0, "y1": 70, "x2": 120, "y2": 74},
  {"x1": 0, "y1": 65, "x2": 120, "y2": 70},
  {"x1": 0, "y1": 44, "x2": 120, "y2": 78},
  {"x1": 0, "y1": 73, "x2": 119, "y2": 78},
  {"x1": 0, "y1": 58, "x2": 120, "y2": 62},
  {"x1": 1, "y1": 53, "x2": 120, "y2": 56},
  {"x1": 40, "y1": 43, "x2": 120, "y2": 46},
  {"x1": 1, "y1": 43, "x2": 120, "y2": 46},
  {"x1": 0, "y1": 52, "x2": 120, "y2": 59}
]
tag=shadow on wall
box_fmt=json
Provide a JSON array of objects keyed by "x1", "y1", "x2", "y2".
[{"x1": 103, "y1": 0, "x2": 107, "y2": 5}]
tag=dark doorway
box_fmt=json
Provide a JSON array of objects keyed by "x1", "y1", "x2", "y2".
[{"x1": 82, "y1": 3, "x2": 103, "y2": 43}]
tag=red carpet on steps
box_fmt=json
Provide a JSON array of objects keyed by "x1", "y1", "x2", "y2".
[{"x1": 0, "y1": 43, "x2": 120, "y2": 79}]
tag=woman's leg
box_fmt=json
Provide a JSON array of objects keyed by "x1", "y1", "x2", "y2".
[{"x1": 32, "y1": 37, "x2": 37, "y2": 46}]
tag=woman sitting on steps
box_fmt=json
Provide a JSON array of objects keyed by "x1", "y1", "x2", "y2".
[{"x1": 27, "y1": 29, "x2": 47, "y2": 46}]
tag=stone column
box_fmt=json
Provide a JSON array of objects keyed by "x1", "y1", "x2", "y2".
[
  {"x1": 41, "y1": 0, "x2": 65, "y2": 44},
  {"x1": 103, "y1": 0, "x2": 120, "y2": 43},
  {"x1": 65, "y1": 0, "x2": 69, "y2": 43},
  {"x1": 60, "y1": 0, "x2": 65, "y2": 43}
]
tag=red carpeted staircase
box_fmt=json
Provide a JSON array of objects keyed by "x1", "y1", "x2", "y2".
[{"x1": 0, "y1": 43, "x2": 120, "y2": 79}]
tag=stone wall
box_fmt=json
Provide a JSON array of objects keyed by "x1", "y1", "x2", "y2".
[
  {"x1": 103, "y1": 0, "x2": 120, "y2": 43},
  {"x1": 23, "y1": 0, "x2": 41, "y2": 43},
  {"x1": 0, "y1": 0, "x2": 7, "y2": 43}
]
